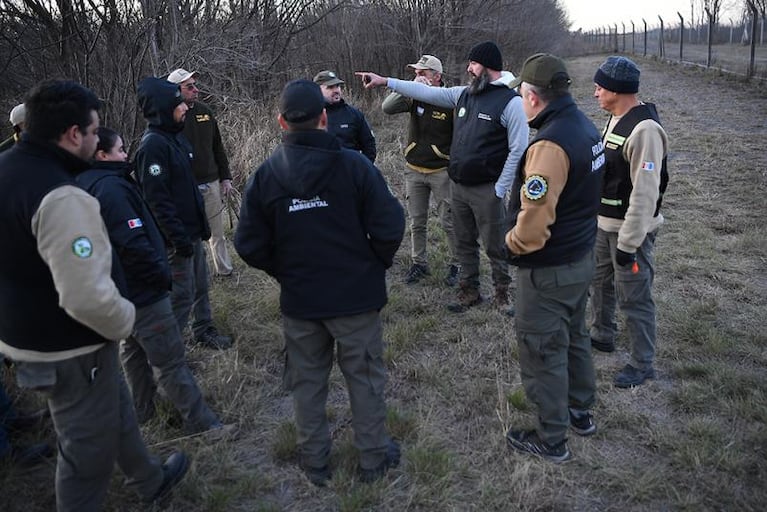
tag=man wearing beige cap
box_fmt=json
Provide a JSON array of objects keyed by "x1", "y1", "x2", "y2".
[
  {"x1": 313, "y1": 70, "x2": 376, "y2": 163},
  {"x1": 0, "y1": 103, "x2": 25, "y2": 153},
  {"x1": 382, "y1": 55, "x2": 458, "y2": 286},
  {"x1": 167, "y1": 68, "x2": 234, "y2": 277}
]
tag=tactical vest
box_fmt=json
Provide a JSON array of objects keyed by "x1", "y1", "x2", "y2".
[
  {"x1": 601, "y1": 103, "x2": 668, "y2": 219},
  {"x1": 508, "y1": 96, "x2": 604, "y2": 267},
  {"x1": 449, "y1": 85, "x2": 518, "y2": 185},
  {"x1": 404, "y1": 100, "x2": 453, "y2": 172}
]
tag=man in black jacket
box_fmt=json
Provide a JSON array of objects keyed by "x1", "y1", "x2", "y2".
[
  {"x1": 313, "y1": 70, "x2": 377, "y2": 163},
  {"x1": 235, "y1": 79, "x2": 404, "y2": 486},
  {"x1": 0, "y1": 80, "x2": 187, "y2": 510},
  {"x1": 135, "y1": 77, "x2": 232, "y2": 349}
]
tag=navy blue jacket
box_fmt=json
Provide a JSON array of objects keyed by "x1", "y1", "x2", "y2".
[
  {"x1": 78, "y1": 161, "x2": 171, "y2": 308},
  {"x1": 135, "y1": 77, "x2": 210, "y2": 257},
  {"x1": 234, "y1": 129, "x2": 404, "y2": 320},
  {"x1": 325, "y1": 100, "x2": 377, "y2": 163}
]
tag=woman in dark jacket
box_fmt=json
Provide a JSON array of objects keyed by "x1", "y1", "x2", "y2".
[{"x1": 78, "y1": 127, "x2": 232, "y2": 436}]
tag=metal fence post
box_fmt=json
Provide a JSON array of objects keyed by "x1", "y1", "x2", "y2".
[
  {"x1": 705, "y1": 7, "x2": 713, "y2": 68},
  {"x1": 659, "y1": 16, "x2": 665, "y2": 58},
  {"x1": 678, "y1": 12, "x2": 684, "y2": 62},
  {"x1": 632, "y1": 21, "x2": 636, "y2": 53},
  {"x1": 643, "y1": 18, "x2": 648, "y2": 56}
]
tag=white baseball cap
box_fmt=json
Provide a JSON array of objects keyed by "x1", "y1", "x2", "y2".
[
  {"x1": 9, "y1": 103, "x2": 25, "y2": 127},
  {"x1": 167, "y1": 68, "x2": 199, "y2": 84}
]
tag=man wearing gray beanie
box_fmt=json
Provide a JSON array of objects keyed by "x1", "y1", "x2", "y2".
[
  {"x1": 590, "y1": 56, "x2": 669, "y2": 388},
  {"x1": 358, "y1": 41, "x2": 529, "y2": 315}
]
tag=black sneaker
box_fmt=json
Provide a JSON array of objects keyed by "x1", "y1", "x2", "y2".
[
  {"x1": 404, "y1": 263, "x2": 430, "y2": 284},
  {"x1": 359, "y1": 439, "x2": 401, "y2": 483},
  {"x1": 300, "y1": 462, "x2": 332, "y2": 487},
  {"x1": 194, "y1": 326, "x2": 233, "y2": 350},
  {"x1": 144, "y1": 451, "x2": 190, "y2": 504},
  {"x1": 591, "y1": 337, "x2": 615, "y2": 353},
  {"x1": 444, "y1": 264, "x2": 460, "y2": 287},
  {"x1": 614, "y1": 364, "x2": 655, "y2": 388},
  {"x1": 506, "y1": 428, "x2": 571, "y2": 463},
  {"x1": 569, "y1": 409, "x2": 597, "y2": 436}
]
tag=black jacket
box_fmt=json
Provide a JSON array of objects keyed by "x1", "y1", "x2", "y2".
[
  {"x1": 135, "y1": 77, "x2": 210, "y2": 256},
  {"x1": 78, "y1": 161, "x2": 171, "y2": 307},
  {"x1": 234, "y1": 129, "x2": 404, "y2": 320},
  {"x1": 183, "y1": 101, "x2": 232, "y2": 184},
  {"x1": 325, "y1": 100, "x2": 377, "y2": 163}
]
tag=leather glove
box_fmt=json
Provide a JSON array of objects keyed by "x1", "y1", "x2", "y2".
[{"x1": 615, "y1": 248, "x2": 637, "y2": 267}]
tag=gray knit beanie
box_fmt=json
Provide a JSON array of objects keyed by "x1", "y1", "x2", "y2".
[{"x1": 594, "y1": 56, "x2": 640, "y2": 93}]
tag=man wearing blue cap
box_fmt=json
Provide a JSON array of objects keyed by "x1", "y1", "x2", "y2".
[
  {"x1": 590, "y1": 56, "x2": 669, "y2": 388},
  {"x1": 235, "y1": 79, "x2": 405, "y2": 486}
]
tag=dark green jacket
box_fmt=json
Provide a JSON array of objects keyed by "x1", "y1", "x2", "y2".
[{"x1": 183, "y1": 101, "x2": 231, "y2": 184}]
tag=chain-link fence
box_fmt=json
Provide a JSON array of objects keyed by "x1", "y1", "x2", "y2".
[{"x1": 581, "y1": 7, "x2": 767, "y2": 79}]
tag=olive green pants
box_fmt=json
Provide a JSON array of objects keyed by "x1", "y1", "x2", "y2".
[
  {"x1": 282, "y1": 311, "x2": 390, "y2": 470},
  {"x1": 515, "y1": 251, "x2": 596, "y2": 445}
]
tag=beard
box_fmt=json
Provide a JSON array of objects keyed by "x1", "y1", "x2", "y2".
[{"x1": 467, "y1": 69, "x2": 492, "y2": 95}]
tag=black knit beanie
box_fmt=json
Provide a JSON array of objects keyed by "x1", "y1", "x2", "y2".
[
  {"x1": 467, "y1": 41, "x2": 503, "y2": 71},
  {"x1": 594, "y1": 56, "x2": 640, "y2": 93}
]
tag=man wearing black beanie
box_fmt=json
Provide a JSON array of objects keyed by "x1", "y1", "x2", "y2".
[
  {"x1": 358, "y1": 41, "x2": 529, "y2": 315},
  {"x1": 590, "y1": 56, "x2": 669, "y2": 388}
]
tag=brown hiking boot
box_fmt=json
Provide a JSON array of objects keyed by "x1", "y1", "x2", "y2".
[
  {"x1": 493, "y1": 286, "x2": 514, "y2": 317},
  {"x1": 447, "y1": 284, "x2": 483, "y2": 313}
]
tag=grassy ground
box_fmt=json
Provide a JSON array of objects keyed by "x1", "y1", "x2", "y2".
[{"x1": 2, "y1": 54, "x2": 766, "y2": 511}]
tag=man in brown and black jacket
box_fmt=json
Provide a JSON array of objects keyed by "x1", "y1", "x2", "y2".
[{"x1": 382, "y1": 54, "x2": 459, "y2": 287}]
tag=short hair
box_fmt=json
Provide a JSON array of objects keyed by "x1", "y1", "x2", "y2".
[
  {"x1": 24, "y1": 80, "x2": 101, "y2": 142},
  {"x1": 283, "y1": 113, "x2": 323, "y2": 131},
  {"x1": 96, "y1": 126, "x2": 121, "y2": 154},
  {"x1": 525, "y1": 81, "x2": 570, "y2": 103}
]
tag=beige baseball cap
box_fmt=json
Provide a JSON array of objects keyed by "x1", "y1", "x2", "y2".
[{"x1": 407, "y1": 55, "x2": 443, "y2": 73}]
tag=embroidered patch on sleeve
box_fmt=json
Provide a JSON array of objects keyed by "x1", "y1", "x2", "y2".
[
  {"x1": 148, "y1": 164, "x2": 162, "y2": 176},
  {"x1": 523, "y1": 175, "x2": 548, "y2": 201},
  {"x1": 72, "y1": 237, "x2": 93, "y2": 258},
  {"x1": 641, "y1": 161, "x2": 655, "y2": 171},
  {"x1": 127, "y1": 218, "x2": 144, "y2": 229}
]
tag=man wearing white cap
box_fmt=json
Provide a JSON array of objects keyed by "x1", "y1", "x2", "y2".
[
  {"x1": 0, "y1": 103, "x2": 25, "y2": 153},
  {"x1": 167, "y1": 68, "x2": 235, "y2": 277},
  {"x1": 382, "y1": 55, "x2": 459, "y2": 287}
]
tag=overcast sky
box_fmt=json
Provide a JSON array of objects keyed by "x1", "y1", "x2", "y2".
[{"x1": 561, "y1": 0, "x2": 744, "y2": 31}]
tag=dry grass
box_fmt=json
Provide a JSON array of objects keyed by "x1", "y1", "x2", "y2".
[{"x1": 2, "y1": 54, "x2": 767, "y2": 511}]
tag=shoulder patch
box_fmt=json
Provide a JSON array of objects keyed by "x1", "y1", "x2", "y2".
[
  {"x1": 148, "y1": 164, "x2": 162, "y2": 176},
  {"x1": 523, "y1": 175, "x2": 548, "y2": 201},
  {"x1": 72, "y1": 237, "x2": 93, "y2": 258},
  {"x1": 641, "y1": 161, "x2": 655, "y2": 171},
  {"x1": 457, "y1": 107, "x2": 467, "y2": 118}
]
